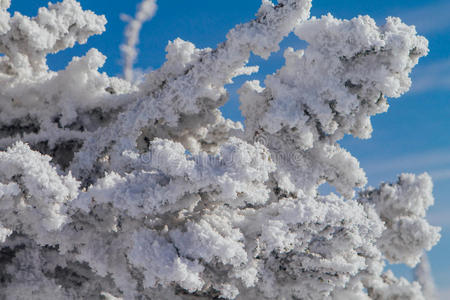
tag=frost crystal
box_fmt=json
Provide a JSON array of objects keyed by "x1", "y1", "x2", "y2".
[{"x1": 0, "y1": 0, "x2": 439, "y2": 299}]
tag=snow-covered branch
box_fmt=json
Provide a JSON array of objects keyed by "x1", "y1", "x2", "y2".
[{"x1": 0, "y1": 0, "x2": 440, "y2": 299}]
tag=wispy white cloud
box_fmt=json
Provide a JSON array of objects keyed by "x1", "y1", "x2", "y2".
[
  {"x1": 428, "y1": 210, "x2": 450, "y2": 228},
  {"x1": 438, "y1": 287, "x2": 450, "y2": 300},
  {"x1": 395, "y1": 1, "x2": 450, "y2": 35},
  {"x1": 362, "y1": 148, "x2": 450, "y2": 179},
  {"x1": 429, "y1": 169, "x2": 450, "y2": 181},
  {"x1": 410, "y1": 59, "x2": 450, "y2": 93}
]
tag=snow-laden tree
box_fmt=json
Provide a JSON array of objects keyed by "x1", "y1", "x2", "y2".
[{"x1": 0, "y1": 0, "x2": 440, "y2": 299}]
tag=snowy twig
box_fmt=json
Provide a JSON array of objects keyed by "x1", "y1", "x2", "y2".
[{"x1": 120, "y1": 0, "x2": 157, "y2": 82}]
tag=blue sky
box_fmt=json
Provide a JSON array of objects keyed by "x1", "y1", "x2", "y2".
[{"x1": 10, "y1": 0, "x2": 450, "y2": 296}]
